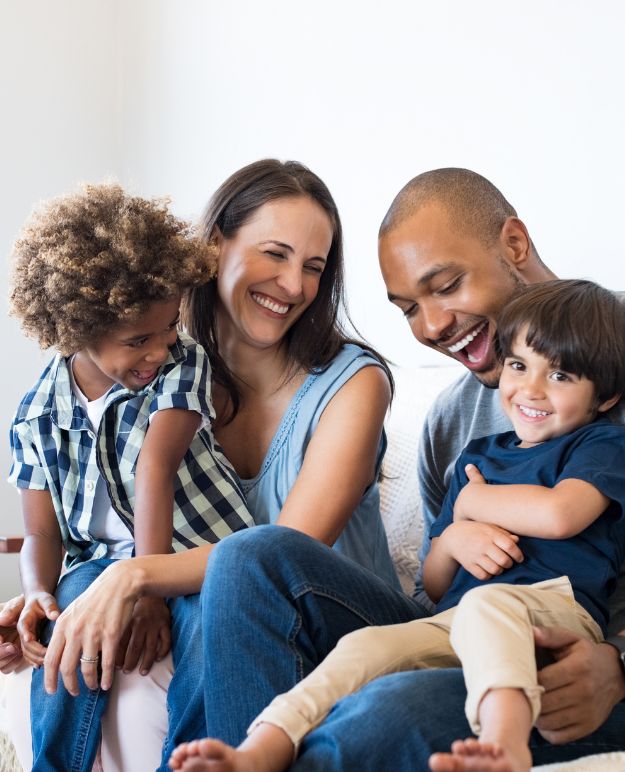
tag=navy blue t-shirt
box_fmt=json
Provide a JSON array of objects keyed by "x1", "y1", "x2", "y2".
[{"x1": 430, "y1": 418, "x2": 625, "y2": 634}]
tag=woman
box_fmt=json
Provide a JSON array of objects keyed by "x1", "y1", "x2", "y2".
[{"x1": 1, "y1": 159, "x2": 409, "y2": 770}]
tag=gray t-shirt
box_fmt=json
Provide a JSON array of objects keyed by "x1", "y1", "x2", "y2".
[{"x1": 416, "y1": 370, "x2": 625, "y2": 635}]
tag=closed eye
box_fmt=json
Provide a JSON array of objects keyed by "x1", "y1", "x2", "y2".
[
  {"x1": 437, "y1": 276, "x2": 463, "y2": 295},
  {"x1": 127, "y1": 338, "x2": 148, "y2": 349}
]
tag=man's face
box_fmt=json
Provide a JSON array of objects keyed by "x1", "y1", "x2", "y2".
[{"x1": 379, "y1": 204, "x2": 526, "y2": 388}]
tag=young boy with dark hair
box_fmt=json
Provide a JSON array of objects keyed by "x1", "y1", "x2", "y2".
[
  {"x1": 169, "y1": 279, "x2": 625, "y2": 772},
  {"x1": 8, "y1": 183, "x2": 253, "y2": 770}
]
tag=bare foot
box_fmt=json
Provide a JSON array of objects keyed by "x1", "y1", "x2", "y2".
[
  {"x1": 429, "y1": 737, "x2": 532, "y2": 772},
  {"x1": 169, "y1": 738, "x2": 256, "y2": 772}
]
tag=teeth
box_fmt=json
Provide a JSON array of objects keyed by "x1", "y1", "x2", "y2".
[
  {"x1": 448, "y1": 321, "x2": 487, "y2": 354},
  {"x1": 518, "y1": 405, "x2": 551, "y2": 418},
  {"x1": 252, "y1": 293, "x2": 290, "y2": 315}
]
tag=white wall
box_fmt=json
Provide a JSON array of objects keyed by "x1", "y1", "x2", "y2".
[
  {"x1": 2, "y1": 0, "x2": 624, "y2": 594},
  {"x1": 0, "y1": 0, "x2": 123, "y2": 594}
]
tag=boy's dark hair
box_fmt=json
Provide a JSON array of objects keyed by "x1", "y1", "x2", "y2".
[
  {"x1": 10, "y1": 183, "x2": 216, "y2": 356},
  {"x1": 497, "y1": 279, "x2": 625, "y2": 404}
]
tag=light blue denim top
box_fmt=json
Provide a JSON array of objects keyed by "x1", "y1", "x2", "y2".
[{"x1": 239, "y1": 344, "x2": 400, "y2": 590}]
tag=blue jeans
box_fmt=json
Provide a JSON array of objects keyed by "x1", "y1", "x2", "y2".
[
  {"x1": 199, "y1": 525, "x2": 429, "y2": 744},
  {"x1": 31, "y1": 559, "x2": 204, "y2": 772},
  {"x1": 199, "y1": 526, "x2": 625, "y2": 769},
  {"x1": 294, "y1": 669, "x2": 625, "y2": 770}
]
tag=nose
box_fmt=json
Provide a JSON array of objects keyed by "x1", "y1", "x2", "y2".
[
  {"x1": 416, "y1": 302, "x2": 456, "y2": 343},
  {"x1": 144, "y1": 336, "x2": 171, "y2": 366},
  {"x1": 275, "y1": 262, "x2": 304, "y2": 299},
  {"x1": 522, "y1": 373, "x2": 546, "y2": 400}
]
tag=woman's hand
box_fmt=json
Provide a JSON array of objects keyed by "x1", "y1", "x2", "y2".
[
  {"x1": 43, "y1": 560, "x2": 144, "y2": 695},
  {"x1": 0, "y1": 595, "x2": 25, "y2": 673},
  {"x1": 17, "y1": 590, "x2": 60, "y2": 667}
]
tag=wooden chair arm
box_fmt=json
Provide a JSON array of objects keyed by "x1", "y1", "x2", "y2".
[{"x1": 0, "y1": 536, "x2": 23, "y2": 553}]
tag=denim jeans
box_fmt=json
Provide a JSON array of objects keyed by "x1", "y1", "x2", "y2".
[
  {"x1": 199, "y1": 525, "x2": 625, "y2": 770},
  {"x1": 199, "y1": 525, "x2": 430, "y2": 745},
  {"x1": 30, "y1": 558, "x2": 203, "y2": 772},
  {"x1": 294, "y1": 669, "x2": 625, "y2": 770}
]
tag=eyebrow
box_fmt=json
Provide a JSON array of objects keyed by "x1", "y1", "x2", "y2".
[
  {"x1": 387, "y1": 262, "x2": 458, "y2": 302},
  {"x1": 258, "y1": 240, "x2": 294, "y2": 252}
]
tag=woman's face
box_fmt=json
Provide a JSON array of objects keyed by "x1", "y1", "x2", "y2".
[{"x1": 215, "y1": 196, "x2": 334, "y2": 351}]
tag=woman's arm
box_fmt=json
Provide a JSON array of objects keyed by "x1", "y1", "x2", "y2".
[
  {"x1": 454, "y1": 464, "x2": 609, "y2": 538},
  {"x1": 43, "y1": 543, "x2": 214, "y2": 693},
  {"x1": 274, "y1": 365, "x2": 391, "y2": 545}
]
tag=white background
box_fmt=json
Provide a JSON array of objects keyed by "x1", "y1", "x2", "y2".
[{"x1": 1, "y1": 0, "x2": 624, "y2": 594}]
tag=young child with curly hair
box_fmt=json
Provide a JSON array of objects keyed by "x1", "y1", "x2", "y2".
[{"x1": 8, "y1": 183, "x2": 254, "y2": 770}]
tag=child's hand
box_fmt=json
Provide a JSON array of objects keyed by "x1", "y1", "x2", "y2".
[
  {"x1": 453, "y1": 463, "x2": 487, "y2": 521},
  {"x1": 442, "y1": 521, "x2": 523, "y2": 580},
  {"x1": 17, "y1": 591, "x2": 60, "y2": 668},
  {"x1": 116, "y1": 596, "x2": 171, "y2": 676},
  {"x1": 0, "y1": 594, "x2": 25, "y2": 673}
]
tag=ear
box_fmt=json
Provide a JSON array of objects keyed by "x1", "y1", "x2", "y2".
[
  {"x1": 597, "y1": 393, "x2": 621, "y2": 413},
  {"x1": 499, "y1": 217, "x2": 532, "y2": 272}
]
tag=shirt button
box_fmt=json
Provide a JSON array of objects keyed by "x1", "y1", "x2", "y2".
[{"x1": 86, "y1": 480, "x2": 95, "y2": 493}]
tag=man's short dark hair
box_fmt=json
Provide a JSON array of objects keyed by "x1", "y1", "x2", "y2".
[{"x1": 379, "y1": 168, "x2": 518, "y2": 247}]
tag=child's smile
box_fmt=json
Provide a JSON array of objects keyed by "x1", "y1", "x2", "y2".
[
  {"x1": 499, "y1": 327, "x2": 617, "y2": 448},
  {"x1": 72, "y1": 296, "x2": 181, "y2": 401}
]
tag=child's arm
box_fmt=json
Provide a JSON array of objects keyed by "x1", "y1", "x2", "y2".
[
  {"x1": 17, "y1": 489, "x2": 63, "y2": 667},
  {"x1": 454, "y1": 464, "x2": 610, "y2": 539},
  {"x1": 118, "y1": 407, "x2": 201, "y2": 675},
  {"x1": 133, "y1": 407, "x2": 201, "y2": 555},
  {"x1": 423, "y1": 521, "x2": 523, "y2": 602}
]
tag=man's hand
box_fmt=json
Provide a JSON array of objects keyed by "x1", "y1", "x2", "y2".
[
  {"x1": 534, "y1": 626, "x2": 625, "y2": 743},
  {"x1": 443, "y1": 521, "x2": 523, "y2": 580},
  {"x1": 17, "y1": 591, "x2": 60, "y2": 668},
  {"x1": 0, "y1": 595, "x2": 25, "y2": 673},
  {"x1": 116, "y1": 597, "x2": 171, "y2": 675}
]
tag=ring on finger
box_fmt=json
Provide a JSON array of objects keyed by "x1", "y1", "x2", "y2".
[{"x1": 79, "y1": 654, "x2": 99, "y2": 664}]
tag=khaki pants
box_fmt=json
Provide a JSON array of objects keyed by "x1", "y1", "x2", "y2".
[{"x1": 251, "y1": 577, "x2": 603, "y2": 747}]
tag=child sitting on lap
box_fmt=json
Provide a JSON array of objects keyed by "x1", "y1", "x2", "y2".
[
  {"x1": 8, "y1": 183, "x2": 253, "y2": 771},
  {"x1": 169, "y1": 279, "x2": 625, "y2": 772}
]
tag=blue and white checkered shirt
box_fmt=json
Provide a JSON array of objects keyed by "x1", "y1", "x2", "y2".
[{"x1": 9, "y1": 332, "x2": 254, "y2": 569}]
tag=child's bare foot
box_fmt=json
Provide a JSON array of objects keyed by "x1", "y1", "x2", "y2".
[
  {"x1": 169, "y1": 738, "x2": 256, "y2": 771},
  {"x1": 429, "y1": 737, "x2": 532, "y2": 772},
  {"x1": 169, "y1": 724, "x2": 294, "y2": 772}
]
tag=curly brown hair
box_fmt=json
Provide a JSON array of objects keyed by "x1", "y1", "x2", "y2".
[{"x1": 10, "y1": 183, "x2": 216, "y2": 355}]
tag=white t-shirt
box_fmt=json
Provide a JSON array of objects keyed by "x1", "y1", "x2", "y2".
[{"x1": 69, "y1": 360, "x2": 134, "y2": 559}]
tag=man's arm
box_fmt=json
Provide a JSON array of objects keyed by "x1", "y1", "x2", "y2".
[{"x1": 454, "y1": 464, "x2": 609, "y2": 538}]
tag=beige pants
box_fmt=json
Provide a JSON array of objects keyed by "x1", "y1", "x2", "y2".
[{"x1": 251, "y1": 577, "x2": 603, "y2": 748}]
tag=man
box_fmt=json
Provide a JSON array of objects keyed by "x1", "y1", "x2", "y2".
[{"x1": 4, "y1": 169, "x2": 625, "y2": 770}]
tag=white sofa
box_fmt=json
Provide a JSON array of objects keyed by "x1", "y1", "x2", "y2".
[{"x1": 1, "y1": 364, "x2": 624, "y2": 771}]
